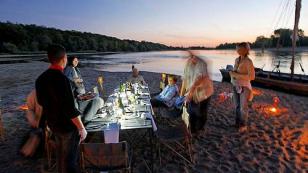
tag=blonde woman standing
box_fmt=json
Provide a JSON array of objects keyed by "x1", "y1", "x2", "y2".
[
  {"x1": 180, "y1": 52, "x2": 214, "y2": 135},
  {"x1": 229, "y1": 42, "x2": 255, "y2": 132}
]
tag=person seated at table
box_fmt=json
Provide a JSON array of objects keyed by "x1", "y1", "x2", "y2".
[
  {"x1": 64, "y1": 55, "x2": 86, "y2": 96},
  {"x1": 64, "y1": 56, "x2": 104, "y2": 124},
  {"x1": 127, "y1": 66, "x2": 146, "y2": 85},
  {"x1": 151, "y1": 75, "x2": 179, "y2": 108}
]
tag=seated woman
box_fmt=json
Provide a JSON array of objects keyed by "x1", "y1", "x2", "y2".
[
  {"x1": 64, "y1": 56, "x2": 104, "y2": 124},
  {"x1": 127, "y1": 66, "x2": 146, "y2": 85},
  {"x1": 151, "y1": 75, "x2": 179, "y2": 108},
  {"x1": 63, "y1": 56, "x2": 86, "y2": 96}
]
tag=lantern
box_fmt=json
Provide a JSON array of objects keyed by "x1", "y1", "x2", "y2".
[
  {"x1": 97, "y1": 76, "x2": 104, "y2": 86},
  {"x1": 18, "y1": 104, "x2": 28, "y2": 111},
  {"x1": 269, "y1": 107, "x2": 277, "y2": 113},
  {"x1": 161, "y1": 73, "x2": 166, "y2": 81},
  {"x1": 273, "y1": 96, "x2": 280, "y2": 108}
]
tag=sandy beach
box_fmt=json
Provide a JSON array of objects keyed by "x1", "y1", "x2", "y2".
[{"x1": 0, "y1": 61, "x2": 307, "y2": 173}]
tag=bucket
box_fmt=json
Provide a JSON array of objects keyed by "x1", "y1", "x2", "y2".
[{"x1": 103, "y1": 123, "x2": 120, "y2": 143}]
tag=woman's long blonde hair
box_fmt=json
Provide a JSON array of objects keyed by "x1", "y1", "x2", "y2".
[
  {"x1": 236, "y1": 42, "x2": 250, "y2": 57},
  {"x1": 184, "y1": 52, "x2": 209, "y2": 89}
]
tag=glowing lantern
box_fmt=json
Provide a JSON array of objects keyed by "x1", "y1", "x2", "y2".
[
  {"x1": 218, "y1": 92, "x2": 232, "y2": 103},
  {"x1": 269, "y1": 107, "x2": 277, "y2": 113},
  {"x1": 161, "y1": 73, "x2": 166, "y2": 80},
  {"x1": 97, "y1": 76, "x2": 104, "y2": 86},
  {"x1": 218, "y1": 93, "x2": 227, "y2": 102},
  {"x1": 18, "y1": 104, "x2": 28, "y2": 111},
  {"x1": 273, "y1": 96, "x2": 280, "y2": 108},
  {"x1": 160, "y1": 73, "x2": 167, "y2": 90},
  {"x1": 252, "y1": 88, "x2": 262, "y2": 96}
]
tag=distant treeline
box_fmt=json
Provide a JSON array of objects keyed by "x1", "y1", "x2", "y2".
[
  {"x1": 216, "y1": 28, "x2": 308, "y2": 49},
  {"x1": 0, "y1": 21, "x2": 174, "y2": 53}
]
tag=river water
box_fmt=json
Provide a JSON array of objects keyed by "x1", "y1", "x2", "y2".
[{"x1": 79, "y1": 50, "x2": 308, "y2": 81}]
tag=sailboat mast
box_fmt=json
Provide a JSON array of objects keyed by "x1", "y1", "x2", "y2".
[{"x1": 290, "y1": 0, "x2": 301, "y2": 79}]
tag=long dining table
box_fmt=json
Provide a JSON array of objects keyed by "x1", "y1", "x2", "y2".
[{"x1": 85, "y1": 82, "x2": 157, "y2": 172}]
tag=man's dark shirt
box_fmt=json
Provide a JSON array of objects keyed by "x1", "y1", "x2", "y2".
[{"x1": 36, "y1": 68, "x2": 80, "y2": 133}]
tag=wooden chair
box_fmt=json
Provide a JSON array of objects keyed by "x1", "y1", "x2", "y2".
[
  {"x1": 80, "y1": 141, "x2": 132, "y2": 173},
  {"x1": 156, "y1": 106, "x2": 194, "y2": 166}
]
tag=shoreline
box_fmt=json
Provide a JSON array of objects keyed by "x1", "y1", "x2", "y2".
[
  {"x1": 0, "y1": 61, "x2": 307, "y2": 172},
  {"x1": 0, "y1": 51, "x2": 118, "y2": 59},
  {"x1": 1, "y1": 46, "x2": 308, "y2": 58}
]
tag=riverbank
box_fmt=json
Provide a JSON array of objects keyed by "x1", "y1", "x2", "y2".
[{"x1": 0, "y1": 61, "x2": 307, "y2": 173}]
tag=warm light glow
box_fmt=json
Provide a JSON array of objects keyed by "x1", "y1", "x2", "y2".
[
  {"x1": 161, "y1": 73, "x2": 166, "y2": 80},
  {"x1": 97, "y1": 76, "x2": 104, "y2": 85},
  {"x1": 218, "y1": 92, "x2": 230, "y2": 103},
  {"x1": 252, "y1": 88, "x2": 262, "y2": 96},
  {"x1": 18, "y1": 104, "x2": 28, "y2": 111},
  {"x1": 269, "y1": 107, "x2": 277, "y2": 113}
]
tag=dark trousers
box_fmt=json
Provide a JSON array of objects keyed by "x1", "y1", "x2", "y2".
[
  {"x1": 187, "y1": 97, "x2": 211, "y2": 133},
  {"x1": 54, "y1": 130, "x2": 80, "y2": 173},
  {"x1": 150, "y1": 98, "x2": 168, "y2": 108}
]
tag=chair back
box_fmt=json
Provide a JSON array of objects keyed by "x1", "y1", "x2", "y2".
[{"x1": 80, "y1": 141, "x2": 129, "y2": 171}]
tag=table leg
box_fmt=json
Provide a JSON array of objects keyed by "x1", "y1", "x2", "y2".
[{"x1": 149, "y1": 128, "x2": 154, "y2": 173}]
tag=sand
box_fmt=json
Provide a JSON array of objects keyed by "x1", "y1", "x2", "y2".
[{"x1": 0, "y1": 61, "x2": 307, "y2": 173}]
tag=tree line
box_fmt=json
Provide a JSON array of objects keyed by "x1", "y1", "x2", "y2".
[
  {"x1": 0, "y1": 21, "x2": 173, "y2": 53},
  {"x1": 216, "y1": 28, "x2": 308, "y2": 49},
  {"x1": 2, "y1": 21, "x2": 307, "y2": 53}
]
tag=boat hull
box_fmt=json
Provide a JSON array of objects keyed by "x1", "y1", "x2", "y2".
[{"x1": 220, "y1": 69, "x2": 308, "y2": 96}]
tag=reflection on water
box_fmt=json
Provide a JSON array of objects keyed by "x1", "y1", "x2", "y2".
[{"x1": 78, "y1": 50, "x2": 308, "y2": 81}]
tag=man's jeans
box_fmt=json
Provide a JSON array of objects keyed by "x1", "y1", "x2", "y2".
[
  {"x1": 54, "y1": 130, "x2": 80, "y2": 173},
  {"x1": 233, "y1": 87, "x2": 250, "y2": 126}
]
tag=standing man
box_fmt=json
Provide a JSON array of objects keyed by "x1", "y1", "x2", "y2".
[{"x1": 36, "y1": 44, "x2": 87, "y2": 173}]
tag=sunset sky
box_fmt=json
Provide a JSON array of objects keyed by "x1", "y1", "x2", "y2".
[{"x1": 0, "y1": 0, "x2": 307, "y2": 47}]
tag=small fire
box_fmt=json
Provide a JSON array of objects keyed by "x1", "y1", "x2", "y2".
[{"x1": 18, "y1": 104, "x2": 28, "y2": 111}]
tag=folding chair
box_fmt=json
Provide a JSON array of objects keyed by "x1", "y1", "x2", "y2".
[
  {"x1": 156, "y1": 106, "x2": 194, "y2": 166},
  {"x1": 80, "y1": 141, "x2": 132, "y2": 173}
]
